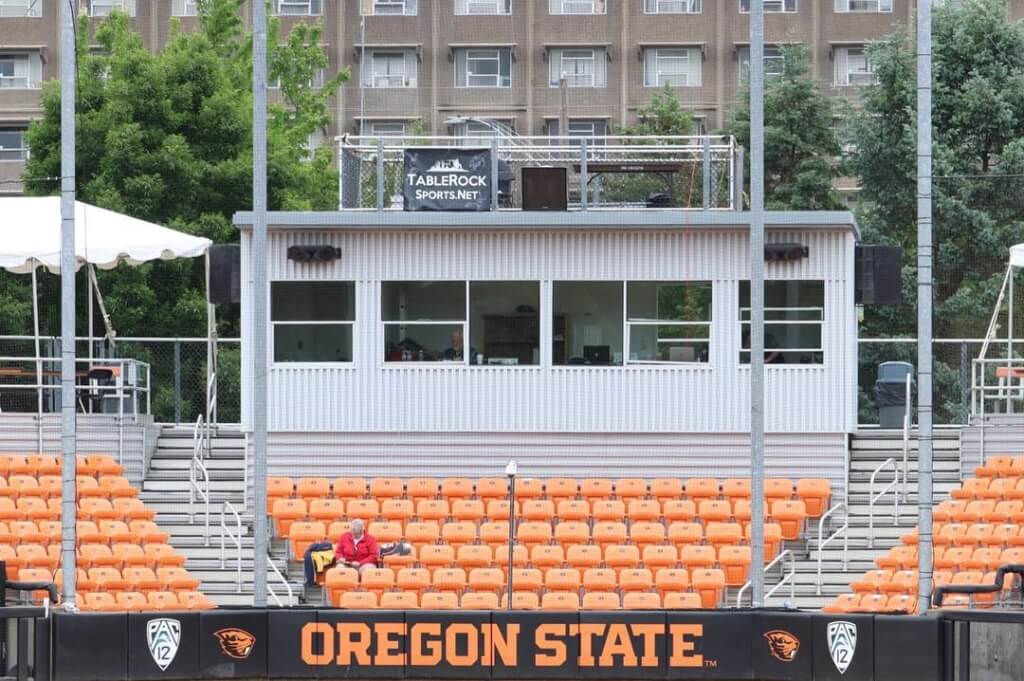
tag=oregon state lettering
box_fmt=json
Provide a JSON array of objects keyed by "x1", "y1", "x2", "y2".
[{"x1": 298, "y1": 621, "x2": 714, "y2": 669}]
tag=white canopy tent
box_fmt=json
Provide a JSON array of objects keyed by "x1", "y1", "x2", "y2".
[
  {"x1": 0, "y1": 197, "x2": 212, "y2": 447},
  {"x1": 976, "y1": 243, "x2": 1024, "y2": 424},
  {"x1": 1011, "y1": 243, "x2": 1024, "y2": 270}
]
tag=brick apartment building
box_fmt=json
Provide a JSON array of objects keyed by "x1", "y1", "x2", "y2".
[{"x1": 1, "y1": 0, "x2": 1021, "y2": 193}]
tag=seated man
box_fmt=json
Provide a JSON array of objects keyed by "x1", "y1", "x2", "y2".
[{"x1": 304, "y1": 518, "x2": 380, "y2": 587}]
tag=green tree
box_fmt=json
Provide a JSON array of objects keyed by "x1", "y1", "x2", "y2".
[
  {"x1": 848, "y1": 0, "x2": 1024, "y2": 422},
  {"x1": 621, "y1": 84, "x2": 695, "y2": 137},
  {"x1": 727, "y1": 44, "x2": 845, "y2": 211}
]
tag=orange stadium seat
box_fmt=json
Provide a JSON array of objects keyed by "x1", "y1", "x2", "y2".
[
  {"x1": 619, "y1": 568, "x2": 654, "y2": 593},
  {"x1": 679, "y1": 545, "x2": 716, "y2": 571},
  {"x1": 441, "y1": 478, "x2": 474, "y2": 501},
  {"x1": 79, "y1": 544, "x2": 121, "y2": 570},
  {"x1": 420, "y1": 545, "x2": 456, "y2": 574},
  {"x1": 668, "y1": 522, "x2": 703, "y2": 546},
  {"x1": 381, "y1": 499, "x2": 415, "y2": 524},
  {"x1": 266, "y1": 477, "x2": 294, "y2": 506},
  {"x1": 604, "y1": 545, "x2": 641, "y2": 573},
  {"x1": 511, "y1": 568, "x2": 543, "y2": 592},
  {"x1": 422, "y1": 592, "x2": 461, "y2": 610},
  {"x1": 0, "y1": 546, "x2": 21, "y2": 579},
  {"x1": 951, "y1": 478, "x2": 990, "y2": 501},
  {"x1": 592, "y1": 521, "x2": 627, "y2": 547},
  {"x1": 546, "y1": 478, "x2": 578, "y2": 504},
  {"x1": 346, "y1": 499, "x2": 380, "y2": 521},
  {"x1": 719, "y1": 546, "x2": 752, "y2": 587},
  {"x1": 380, "y1": 591, "x2": 419, "y2": 610},
  {"x1": 397, "y1": 567, "x2": 431, "y2": 594},
  {"x1": 116, "y1": 499, "x2": 156, "y2": 522},
  {"x1": 630, "y1": 521, "x2": 666, "y2": 547},
  {"x1": 10, "y1": 520, "x2": 44, "y2": 545},
  {"x1": 623, "y1": 592, "x2": 662, "y2": 610},
  {"x1": 89, "y1": 567, "x2": 127, "y2": 594},
  {"x1": 370, "y1": 477, "x2": 404, "y2": 500},
  {"x1": 406, "y1": 521, "x2": 441, "y2": 545},
  {"x1": 851, "y1": 569, "x2": 892, "y2": 593},
  {"x1": 124, "y1": 567, "x2": 163, "y2": 594},
  {"x1": 289, "y1": 521, "x2": 326, "y2": 560},
  {"x1": 27, "y1": 455, "x2": 61, "y2": 476},
  {"x1": 655, "y1": 568, "x2": 690, "y2": 595},
  {"x1": 339, "y1": 591, "x2": 378, "y2": 609},
  {"x1": 406, "y1": 478, "x2": 438, "y2": 503},
  {"x1": 521, "y1": 500, "x2": 555, "y2": 523},
  {"x1": 99, "y1": 476, "x2": 138, "y2": 499},
  {"x1": 432, "y1": 568, "x2": 468, "y2": 593},
  {"x1": 145, "y1": 544, "x2": 186, "y2": 568},
  {"x1": 272, "y1": 499, "x2": 306, "y2": 537},
  {"x1": 20, "y1": 497, "x2": 57, "y2": 522},
  {"x1": 476, "y1": 477, "x2": 508, "y2": 501},
  {"x1": 580, "y1": 478, "x2": 613, "y2": 503},
  {"x1": 531, "y1": 545, "x2": 565, "y2": 571},
  {"x1": 684, "y1": 478, "x2": 719, "y2": 501},
  {"x1": 178, "y1": 591, "x2": 216, "y2": 611},
  {"x1": 698, "y1": 499, "x2": 733, "y2": 524},
  {"x1": 722, "y1": 479, "x2": 752, "y2": 506},
  {"x1": 332, "y1": 477, "x2": 368, "y2": 501},
  {"x1": 468, "y1": 567, "x2": 504, "y2": 594},
  {"x1": 886, "y1": 594, "x2": 918, "y2": 614},
  {"x1": 494, "y1": 544, "x2": 528, "y2": 574},
  {"x1": 542, "y1": 592, "x2": 580, "y2": 611},
  {"x1": 664, "y1": 592, "x2": 703, "y2": 609},
  {"x1": 583, "y1": 568, "x2": 617, "y2": 593},
  {"x1": 514, "y1": 479, "x2": 544, "y2": 501},
  {"x1": 545, "y1": 568, "x2": 581, "y2": 593},
  {"x1": 591, "y1": 500, "x2": 626, "y2": 522},
  {"x1": 17, "y1": 568, "x2": 54, "y2": 604},
  {"x1": 113, "y1": 544, "x2": 150, "y2": 568},
  {"x1": 642, "y1": 545, "x2": 678, "y2": 573},
  {"x1": 706, "y1": 522, "x2": 743, "y2": 552},
  {"x1": 309, "y1": 499, "x2": 345, "y2": 523},
  {"x1": 582, "y1": 592, "x2": 620, "y2": 610},
  {"x1": 457, "y1": 544, "x2": 493, "y2": 570},
  {"x1": 84, "y1": 455, "x2": 122, "y2": 477},
  {"x1": 369, "y1": 521, "x2": 403, "y2": 544},
  {"x1": 416, "y1": 500, "x2": 449, "y2": 523},
  {"x1": 158, "y1": 567, "x2": 200, "y2": 592},
  {"x1": 129, "y1": 521, "x2": 169, "y2": 544},
  {"x1": 480, "y1": 521, "x2": 508, "y2": 545},
  {"x1": 662, "y1": 500, "x2": 697, "y2": 523},
  {"x1": 554, "y1": 520, "x2": 590, "y2": 546},
  {"x1": 976, "y1": 456, "x2": 1014, "y2": 478},
  {"x1": 361, "y1": 567, "x2": 396, "y2": 595},
  {"x1": 516, "y1": 521, "x2": 552, "y2": 547},
  {"x1": 325, "y1": 567, "x2": 359, "y2": 602},
  {"x1": 691, "y1": 569, "x2": 726, "y2": 609},
  {"x1": 452, "y1": 499, "x2": 485, "y2": 524},
  {"x1": 771, "y1": 500, "x2": 807, "y2": 541},
  {"x1": 650, "y1": 478, "x2": 683, "y2": 501},
  {"x1": 501, "y1": 591, "x2": 539, "y2": 610},
  {"x1": 486, "y1": 500, "x2": 517, "y2": 522},
  {"x1": 461, "y1": 592, "x2": 499, "y2": 609},
  {"x1": 82, "y1": 592, "x2": 119, "y2": 612},
  {"x1": 796, "y1": 478, "x2": 832, "y2": 517},
  {"x1": 628, "y1": 499, "x2": 661, "y2": 522},
  {"x1": 616, "y1": 479, "x2": 647, "y2": 502},
  {"x1": 567, "y1": 545, "x2": 602, "y2": 571}
]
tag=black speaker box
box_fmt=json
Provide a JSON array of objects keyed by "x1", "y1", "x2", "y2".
[
  {"x1": 208, "y1": 244, "x2": 241, "y2": 305},
  {"x1": 521, "y1": 166, "x2": 568, "y2": 211},
  {"x1": 856, "y1": 244, "x2": 903, "y2": 306}
]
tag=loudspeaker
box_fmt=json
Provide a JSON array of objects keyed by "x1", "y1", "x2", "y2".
[
  {"x1": 521, "y1": 167, "x2": 568, "y2": 211},
  {"x1": 208, "y1": 244, "x2": 241, "y2": 305},
  {"x1": 287, "y1": 245, "x2": 342, "y2": 263},
  {"x1": 856, "y1": 244, "x2": 903, "y2": 306},
  {"x1": 765, "y1": 242, "x2": 808, "y2": 262}
]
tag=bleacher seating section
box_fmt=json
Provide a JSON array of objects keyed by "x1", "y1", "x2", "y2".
[
  {"x1": 826, "y1": 454, "x2": 1024, "y2": 614},
  {"x1": 269, "y1": 475, "x2": 831, "y2": 609},
  {"x1": 0, "y1": 453, "x2": 213, "y2": 612}
]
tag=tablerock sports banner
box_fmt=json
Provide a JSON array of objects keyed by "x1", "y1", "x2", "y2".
[
  {"x1": 403, "y1": 148, "x2": 492, "y2": 211},
  {"x1": 48, "y1": 609, "x2": 944, "y2": 681}
]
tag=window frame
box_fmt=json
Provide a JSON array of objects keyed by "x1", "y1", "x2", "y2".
[
  {"x1": 382, "y1": 280, "x2": 541, "y2": 368},
  {"x1": 273, "y1": 0, "x2": 322, "y2": 15},
  {"x1": 625, "y1": 281, "x2": 712, "y2": 365},
  {"x1": 456, "y1": 0, "x2": 512, "y2": 15},
  {"x1": 550, "y1": 0, "x2": 605, "y2": 15},
  {"x1": 368, "y1": 0, "x2": 417, "y2": 16},
  {"x1": 0, "y1": 53, "x2": 32, "y2": 89},
  {"x1": 0, "y1": 127, "x2": 28, "y2": 162},
  {"x1": 836, "y1": 0, "x2": 892, "y2": 12},
  {"x1": 87, "y1": 0, "x2": 136, "y2": 17},
  {"x1": 364, "y1": 121, "x2": 409, "y2": 137},
  {"x1": 548, "y1": 48, "x2": 603, "y2": 89},
  {"x1": 738, "y1": 45, "x2": 786, "y2": 85},
  {"x1": 643, "y1": 0, "x2": 701, "y2": 14},
  {"x1": 171, "y1": 0, "x2": 199, "y2": 16},
  {"x1": 740, "y1": 0, "x2": 797, "y2": 13},
  {"x1": 455, "y1": 47, "x2": 512, "y2": 89},
  {"x1": 0, "y1": 0, "x2": 42, "y2": 17},
  {"x1": 737, "y1": 280, "x2": 825, "y2": 366},
  {"x1": 643, "y1": 47, "x2": 698, "y2": 88},
  {"x1": 838, "y1": 46, "x2": 876, "y2": 86},
  {"x1": 270, "y1": 281, "x2": 356, "y2": 366},
  {"x1": 367, "y1": 50, "x2": 413, "y2": 88}
]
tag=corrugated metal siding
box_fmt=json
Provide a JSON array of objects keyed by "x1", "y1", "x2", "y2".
[
  {"x1": 0, "y1": 414, "x2": 152, "y2": 485},
  {"x1": 241, "y1": 226, "x2": 857, "y2": 433},
  {"x1": 960, "y1": 418, "x2": 1024, "y2": 478}
]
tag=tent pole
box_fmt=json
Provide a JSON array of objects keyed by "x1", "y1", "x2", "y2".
[
  {"x1": 31, "y1": 266, "x2": 42, "y2": 453},
  {"x1": 1008, "y1": 267, "x2": 1014, "y2": 414},
  {"x1": 58, "y1": 0, "x2": 78, "y2": 610},
  {"x1": 88, "y1": 264, "x2": 94, "y2": 371}
]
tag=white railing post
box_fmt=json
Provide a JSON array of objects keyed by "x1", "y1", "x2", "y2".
[
  {"x1": 736, "y1": 549, "x2": 795, "y2": 607},
  {"x1": 902, "y1": 372, "x2": 911, "y2": 502},
  {"x1": 816, "y1": 502, "x2": 849, "y2": 595},
  {"x1": 220, "y1": 501, "x2": 243, "y2": 593},
  {"x1": 869, "y1": 458, "x2": 900, "y2": 549}
]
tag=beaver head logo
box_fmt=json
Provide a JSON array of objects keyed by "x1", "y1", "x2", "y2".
[
  {"x1": 213, "y1": 628, "x2": 255, "y2": 660},
  {"x1": 764, "y1": 629, "x2": 800, "y2": 662}
]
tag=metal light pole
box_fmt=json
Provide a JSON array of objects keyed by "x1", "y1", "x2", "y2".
[
  {"x1": 916, "y1": 0, "x2": 935, "y2": 616},
  {"x1": 59, "y1": 0, "x2": 78, "y2": 610},
  {"x1": 748, "y1": 0, "x2": 766, "y2": 608},
  {"x1": 505, "y1": 460, "x2": 518, "y2": 610},
  {"x1": 251, "y1": 0, "x2": 269, "y2": 607}
]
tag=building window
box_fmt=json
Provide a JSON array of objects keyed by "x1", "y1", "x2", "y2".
[
  {"x1": 546, "y1": 119, "x2": 608, "y2": 144},
  {"x1": 549, "y1": 0, "x2": 605, "y2": 14},
  {"x1": 364, "y1": 0, "x2": 417, "y2": 15},
  {"x1": 835, "y1": 0, "x2": 891, "y2": 11},
  {"x1": 740, "y1": 0, "x2": 796, "y2": 12},
  {"x1": 86, "y1": 0, "x2": 137, "y2": 16},
  {"x1": 172, "y1": 0, "x2": 199, "y2": 16},
  {"x1": 644, "y1": 0, "x2": 701, "y2": 13},
  {"x1": 448, "y1": 118, "x2": 514, "y2": 143},
  {"x1": 739, "y1": 280, "x2": 824, "y2": 365},
  {"x1": 0, "y1": 127, "x2": 28, "y2": 161},
  {"x1": 553, "y1": 282, "x2": 624, "y2": 366},
  {"x1": 548, "y1": 48, "x2": 606, "y2": 88},
  {"x1": 454, "y1": 48, "x2": 512, "y2": 88},
  {"x1": 273, "y1": 0, "x2": 322, "y2": 15},
  {"x1": 627, "y1": 282, "x2": 711, "y2": 363},
  {"x1": 271, "y1": 282, "x2": 355, "y2": 363},
  {"x1": 456, "y1": 0, "x2": 511, "y2": 14},
  {"x1": 383, "y1": 281, "x2": 539, "y2": 365},
  {"x1": 0, "y1": 53, "x2": 41, "y2": 89},
  {"x1": 363, "y1": 50, "x2": 417, "y2": 88},
  {"x1": 643, "y1": 47, "x2": 702, "y2": 87},
  {"x1": 363, "y1": 121, "x2": 409, "y2": 137},
  {"x1": 833, "y1": 46, "x2": 876, "y2": 86},
  {"x1": 738, "y1": 46, "x2": 786, "y2": 84},
  {"x1": 0, "y1": 0, "x2": 42, "y2": 17}
]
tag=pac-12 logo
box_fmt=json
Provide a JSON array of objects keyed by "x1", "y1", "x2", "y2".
[
  {"x1": 146, "y1": 618, "x2": 181, "y2": 671},
  {"x1": 826, "y1": 621, "x2": 857, "y2": 675}
]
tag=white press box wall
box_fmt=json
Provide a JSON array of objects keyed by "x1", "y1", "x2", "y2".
[{"x1": 235, "y1": 211, "x2": 858, "y2": 500}]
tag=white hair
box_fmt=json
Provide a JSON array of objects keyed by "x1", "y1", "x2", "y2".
[{"x1": 351, "y1": 519, "x2": 365, "y2": 532}]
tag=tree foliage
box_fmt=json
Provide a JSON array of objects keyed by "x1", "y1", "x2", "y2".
[
  {"x1": 727, "y1": 44, "x2": 845, "y2": 211},
  {"x1": 620, "y1": 84, "x2": 695, "y2": 137},
  {"x1": 2, "y1": 0, "x2": 347, "y2": 341}
]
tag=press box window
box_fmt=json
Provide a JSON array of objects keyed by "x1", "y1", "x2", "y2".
[
  {"x1": 628, "y1": 282, "x2": 711, "y2": 363},
  {"x1": 553, "y1": 282, "x2": 624, "y2": 366},
  {"x1": 739, "y1": 280, "x2": 824, "y2": 365},
  {"x1": 271, "y1": 282, "x2": 355, "y2": 363},
  {"x1": 383, "y1": 281, "x2": 539, "y2": 365}
]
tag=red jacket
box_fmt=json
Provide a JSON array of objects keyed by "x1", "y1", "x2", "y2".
[{"x1": 335, "y1": 532, "x2": 379, "y2": 566}]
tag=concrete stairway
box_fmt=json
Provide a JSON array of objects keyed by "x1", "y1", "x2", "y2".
[
  {"x1": 139, "y1": 425, "x2": 288, "y2": 606},
  {"x1": 781, "y1": 427, "x2": 963, "y2": 610}
]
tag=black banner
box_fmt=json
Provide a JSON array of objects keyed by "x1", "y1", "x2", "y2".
[
  {"x1": 49, "y1": 608, "x2": 952, "y2": 681},
  {"x1": 403, "y1": 148, "x2": 492, "y2": 211}
]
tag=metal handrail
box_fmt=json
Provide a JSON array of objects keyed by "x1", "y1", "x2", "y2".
[
  {"x1": 219, "y1": 501, "x2": 243, "y2": 593},
  {"x1": 267, "y1": 556, "x2": 294, "y2": 607},
  {"x1": 868, "y1": 457, "x2": 900, "y2": 549},
  {"x1": 736, "y1": 549, "x2": 796, "y2": 607},
  {"x1": 816, "y1": 502, "x2": 849, "y2": 595},
  {"x1": 189, "y1": 415, "x2": 211, "y2": 545}
]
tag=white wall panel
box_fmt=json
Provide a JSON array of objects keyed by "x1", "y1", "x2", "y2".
[{"x1": 242, "y1": 225, "x2": 857, "y2": 434}]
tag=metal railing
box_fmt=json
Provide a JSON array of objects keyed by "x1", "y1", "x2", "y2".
[
  {"x1": 267, "y1": 555, "x2": 295, "y2": 607},
  {"x1": 902, "y1": 372, "x2": 912, "y2": 502},
  {"x1": 189, "y1": 414, "x2": 211, "y2": 544},
  {"x1": 736, "y1": 549, "x2": 796, "y2": 607},
  {"x1": 816, "y1": 501, "x2": 849, "y2": 595},
  {"x1": 219, "y1": 500, "x2": 244, "y2": 594},
  {"x1": 868, "y1": 457, "x2": 900, "y2": 549},
  {"x1": 338, "y1": 134, "x2": 739, "y2": 211}
]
